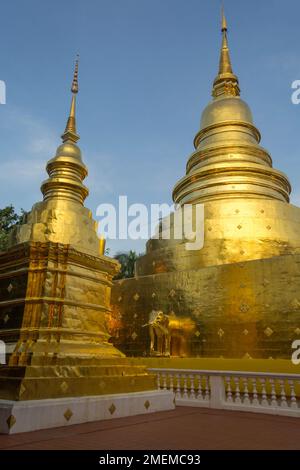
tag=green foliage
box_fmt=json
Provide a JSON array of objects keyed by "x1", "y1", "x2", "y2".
[
  {"x1": 0, "y1": 205, "x2": 24, "y2": 251},
  {"x1": 114, "y1": 250, "x2": 142, "y2": 279}
]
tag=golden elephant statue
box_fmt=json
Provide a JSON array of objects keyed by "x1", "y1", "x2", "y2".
[{"x1": 143, "y1": 310, "x2": 196, "y2": 357}]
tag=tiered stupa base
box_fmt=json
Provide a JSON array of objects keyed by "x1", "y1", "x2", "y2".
[{"x1": 0, "y1": 241, "x2": 173, "y2": 434}]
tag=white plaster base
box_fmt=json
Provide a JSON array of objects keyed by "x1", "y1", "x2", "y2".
[{"x1": 0, "y1": 390, "x2": 174, "y2": 434}]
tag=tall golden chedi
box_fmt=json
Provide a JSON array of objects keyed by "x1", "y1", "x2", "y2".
[
  {"x1": 112, "y1": 13, "x2": 300, "y2": 359},
  {"x1": 0, "y1": 61, "x2": 173, "y2": 434}
]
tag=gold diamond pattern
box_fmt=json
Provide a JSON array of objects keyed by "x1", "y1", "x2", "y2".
[
  {"x1": 195, "y1": 331, "x2": 201, "y2": 337},
  {"x1": 237, "y1": 225, "x2": 242, "y2": 230},
  {"x1": 144, "y1": 400, "x2": 150, "y2": 410},
  {"x1": 60, "y1": 381, "x2": 68, "y2": 393},
  {"x1": 133, "y1": 293, "x2": 139, "y2": 301},
  {"x1": 295, "y1": 328, "x2": 300, "y2": 335},
  {"x1": 109, "y1": 403, "x2": 116, "y2": 415},
  {"x1": 240, "y1": 303, "x2": 250, "y2": 313},
  {"x1": 7, "y1": 283, "x2": 13, "y2": 293},
  {"x1": 131, "y1": 332, "x2": 138, "y2": 341},
  {"x1": 64, "y1": 409, "x2": 73, "y2": 421},
  {"x1": 266, "y1": 225, "x2": 272, "y2": 231},
  {"x1": 118, "y1": 296, "x2": 122, "y2": 302},
  {"x1": 6, "y1": 415, "x2": 16, "y2": 429},
  {"x1": 264, "y1": 327, "x2": 274, "y2": 337},
  {"x1": 243, "y1": 329, "x2": 249, "y2": 336},
  {"x1": 3, "y1": 314, "x2": 9, "y2": 324},
  {"x1": 152, "y1": 293, "x2": 156, "y2": 298},
  {"x1": 243, "y1": 353, "x2": 252, "y2": 359},
  {"x1": 218, "y1": 328, "x2": 225, "y2": 338},
  {"x1": 169, "y1": 289, "x2": 176, "y2": 298}
]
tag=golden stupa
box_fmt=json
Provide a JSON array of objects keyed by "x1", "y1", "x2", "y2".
[
  {"x1": 0, "y1": 60, "x2": 158, "y2": 407},
  {"x1": 111, "y1": 13, "x2": 300, "y2": 359}
]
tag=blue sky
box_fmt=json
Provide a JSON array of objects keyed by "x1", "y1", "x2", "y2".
[{"x1": 0, "y1": 0, "x2": 300, "y2": 254}]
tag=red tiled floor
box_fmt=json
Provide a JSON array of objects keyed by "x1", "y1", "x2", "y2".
[{"x1": 0, "y1": 408, "x2": 299, "y2": 450}]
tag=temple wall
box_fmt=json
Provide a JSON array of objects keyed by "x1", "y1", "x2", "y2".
[{"x1": 111, "y1": 253, "x2": 300, "y2": 359}]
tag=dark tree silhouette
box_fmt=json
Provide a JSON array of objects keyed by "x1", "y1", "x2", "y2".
[
  {"x1": 0, "y1": 205, "x2": 25, "y2": 251},
  {"x1": 114, "y1": 250, "x2": 141, "y2": 279}
]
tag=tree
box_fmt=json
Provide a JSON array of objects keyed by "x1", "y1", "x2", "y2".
[
  {"x1": 114, "y1": 250, "x2": 141, "y2": 279},
  {"x1": 0, "y1": 206, "x2": 24, "y2": 251}
]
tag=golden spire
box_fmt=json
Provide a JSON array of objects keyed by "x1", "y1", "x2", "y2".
[
  {"x1": 62, "y1": 56, "x2": 80, "y2": 143},
  {"x1": 221, "y1": 6, "x2": 227, "y2": 31},
  {"x1": 212, "y1": 8, "x2": 240, "y2": 99},
  {"x1": 219, "y1": 8, "x2": 233, "y2": 75},
  {"x1": 41, "y1": 56, "x2": 89, "y2": 205}
]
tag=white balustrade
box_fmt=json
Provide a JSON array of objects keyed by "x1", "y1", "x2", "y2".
[{"x1": 149, "y1": 368, "x2": 300, "y2": 417}]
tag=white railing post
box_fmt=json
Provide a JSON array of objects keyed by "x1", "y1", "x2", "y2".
[{"x1": 210, "y1": 375, "x2": 226, "y2": 409}]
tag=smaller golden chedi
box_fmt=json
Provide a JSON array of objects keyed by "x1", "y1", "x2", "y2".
[{"x1": 0, "y1": 60, "x2": 156, "y2": 404}]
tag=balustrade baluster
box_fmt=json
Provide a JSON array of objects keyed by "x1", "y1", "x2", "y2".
[
  {"x1": 289, "y1": 380, "x2": 298, "y2": 409},
  {"x1": 251, "y1": 377, "x2": 259, "y2": 405},
  {"x1": 234, "y1": 377, "x2": 242, "y2": 404},
  {"x1": 169, "y1": 373, "x2": 174, "y2": 394},
  {"x1": 279, "y1": 379, "x2": 288, "y2": 408},
  {"x1": 204, "y1": 376, "x2": 210, "y2": 401},
  {"x1": 197, "y1": 375, "x2": 203, "y2": 400},
  {"x1": 260, "y1": 378, "x2": 268, "y2": 406},
  {"x1": 175, "y1": 373, "x2": 181, "y2": 399},
  {"x1": 243, "y1": 377, "x2": 250, "y2": 405},
  {"x1": 183, "y1": 374, "x2": 188, "y2": 399},
  {"x1": 190, "y1": 374, "x2": 195, "y2": 400},
  {"x1": 156, "y1": 372, "x2": 161, "y2": 390},
  {"x1": 270, "y1": 378, "x2": 278, "y2": 407},
  {"x1": 226, "y1": 376, "x2": 233, "y2": 403},
  {"x1": 162, "y1": 373, "x2": 167, "y2": 391}
]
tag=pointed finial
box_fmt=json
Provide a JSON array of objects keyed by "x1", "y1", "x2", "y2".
[
  {"x1": 61, "y1": 56, "x2": 80, "y2": 143},
  {"x1": 219, "y1": 7, "x2": 232, "y2": 75},
  {"x1": 211, "y1": 8, "x2": 240, "y2": 99},
  {"x1": 221, "y1": 5, "x2": 227, "y2": 32},
  {"x1": 71, "y1": 55, "x2": 79, "y2": 94}
]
